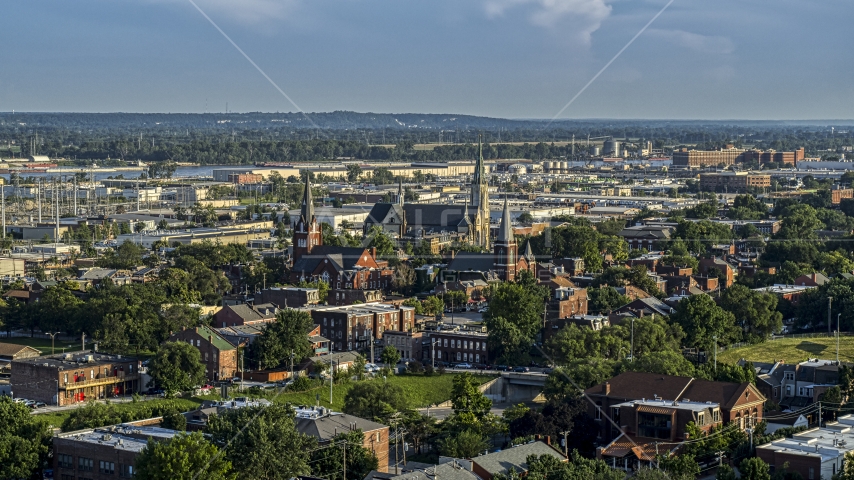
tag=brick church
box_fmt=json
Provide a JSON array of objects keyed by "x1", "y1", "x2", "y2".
[{"x1": 290, "y1": 177, "x2": 395, "y2": 305}]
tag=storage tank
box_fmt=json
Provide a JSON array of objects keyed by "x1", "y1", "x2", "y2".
[
  {"x1": 590, "y1": 146, "x2": 600, "y2": 156},
  {"x1": 542, "y1": 161, "x2": 551, "y2": 173},
  {"x1": 509, "y1": 164, "x2": 527, "y2": 175},
  {"x1": 604, "y1": 140, "x2": 621, "y2": 156},
  {"x1": 550, "y1": 161, "x2": 559, "y2": 173},
  {"x1": 560, "y1": 161, "x2": 569, "y2": 173}
]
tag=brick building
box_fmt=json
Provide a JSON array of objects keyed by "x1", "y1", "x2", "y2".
[
  {"x1": 699, "y1": 172, "x2": 772, "y2": 193},
  {"x1": 227, "y1": 173, "x2": 264, "y2": 184},
  {"x1": 311, "y1": 303, "x2": 416, "y2": 352},
  {"x1": 212, "y1": 303, "x2": 277, "y2": 328},
  {"x1": 294, "y1": 406, "x2": 390, "y2": 473},
  {"x1": 168, "y1": 326, "x2": 238, "y2": 382},
  {"x1": 586, "y1": 372, "x2": 765, "y2": 460},
  {"x1": 832, "y1": 187, "x2": 854, "y2": 205},
  {"x1": 549, "y1": 286, "x2": 588, "y2": 319},
  {"x1": 12, "y1": 352, "x2": 141, "y2": 406},
  {"x1": 256, "y1": 286, "x2": 320, "y2": 308},
  {"x1": 756, "y1": 421, "x2": 854, "y2": 480},
  {"x1": 0, "y1": 342, "x2": 41, "y2": 361},
  {"x1": 382, "y1": 330, "x2": 424, "y2": 362},
  {"x1": 744, "y1": 147, "x2": 805, "y2": 166},
  {"x1": 672, "y1": 147, "x2": 748, "y2": 167},
  {"x1": 422, "y1": 329, "x2": 489, "y2": 366},
  {"x1": 54, "y1": 422, "x2": 179, "y2": 480}
]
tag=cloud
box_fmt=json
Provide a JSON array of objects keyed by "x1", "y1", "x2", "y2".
[
  {"x1": 483, "y1": 0, "x2": 612, "y2": 43},
  {"x1": 647, "y1": 29, "x2": 735, "y2": 54}
]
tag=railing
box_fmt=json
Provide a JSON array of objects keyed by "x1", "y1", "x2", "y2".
[{"x1": 62, "y1": 374, "x2": 139, "y2": 390}]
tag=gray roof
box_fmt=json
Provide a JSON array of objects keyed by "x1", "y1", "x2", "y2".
[
  {"x1": 292, "y1": 246, "x2": 369, "y2": 274},
  {"x1": 446, "y1": 253, "x2": 494, "y2": 274},
  {"x1": 403, "y1": 204, "x2": 473, "y2": 230},
  {"x1": 295, "y1": 412, "x2": 386, "y2": 441},
  {"x1": 367, "y1": 462, "x2": 479, "y2": 480},
  {"x1": 471, "y1": 441, "x2": 565, "y2": 475},
  {"x1": 497, "y1": 198, "x2": 513, "y2": 244}
]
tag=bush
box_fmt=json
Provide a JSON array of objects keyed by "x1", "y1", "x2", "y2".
[
  {"x1": 437, "y1": 365, "x2": 446, "y2": 375},
  {"x1": 408, "y1": 361, "x2": 424, "y2": 374},
  {"x1": 290, "y1": 375, "x2": 315, "y2": 392},
  {"x1": 423, "y1": 364, "x2": 435, "y2": 376}
]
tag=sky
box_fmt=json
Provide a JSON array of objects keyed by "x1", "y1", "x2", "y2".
[{"x1": 1, "y1": 0, "x2": 852, "y2": 120}]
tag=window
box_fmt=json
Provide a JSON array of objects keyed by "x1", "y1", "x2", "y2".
[
  {"x1": 119, "y1": 464, "x2": 136, "y2": 477},
  {"x1": 637, "y1": 413, "x2": 672, "y2": 439},
  {"x1": 697, "y1": 413, "x2": 705, "y2": 426},
  {"x1": 58, "y1": 453, "x2": 73, "y2": 469},
  {"x1": 64, "y1": 373, "x2": 68, "y2": 383},
  {"x1": 79, "y1": 457, "x2": 94, "y2": 471},
  {"x1": 785, "y1": 372, "x2": 794, "y2": 381},
  {"x1": 456, "y1": 352, "x2": 461, "y2": 361},
  {"x1": 100, "y1": 460, "x2": 115, "y2": 474},
  {"x1": 475, "y1": 342, "x2": 480, "y2": 350},
  {"x1": 713, "y1": 409, "x2": 721, "y2": 423},
  {"x1": 443, "y1": 339, "x2": 448, "y2": 347},
  {"x1": 323, "y1": 318, "x2": 327, "y2": 326},
  {"x1": 464, "y1": 341, "x2": 468, "y2": 349},
  {"x1": 809, "y1": 467, "x2": 814, "y2": 479},
  {"x1": 476, "y1": 354, "x2": 480, "y2": 363}
]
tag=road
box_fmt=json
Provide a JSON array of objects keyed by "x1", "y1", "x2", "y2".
[{"x1": 417, "y1": 404, "x2": 515, "y2": 421}]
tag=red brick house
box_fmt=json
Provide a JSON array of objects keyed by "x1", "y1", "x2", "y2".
[{"x1": 168, "y1": 326, "x2": 238, "y2": 382}]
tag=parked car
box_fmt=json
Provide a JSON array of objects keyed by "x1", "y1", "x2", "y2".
[
  {"x1": 477, "y1": 307, "x2": 488, "y2": 313},
  {"x1": 513, "y1": 366, "x2": 530, "y2": 373},
  {"x1": 455, "y1": 363, "x2": 473, "y2": 369},
  {"x1": 31, "y1": 402, "x2": 47, "y2": 409},
  {"x1": 276, "y1": 379, "x2": 294, "y2": 387},
  {"x1": 230, "y1": 377, "x2": 242, "y2": 384}
]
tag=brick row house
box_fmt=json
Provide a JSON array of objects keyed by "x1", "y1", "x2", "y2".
[
  {"x1": 12, "y1": 352, "x2": 142, "y2": 406},
  {"x1": 421, "y1": 329, "x2": 490, "y2": 366},
  {"x1": 585, "y1": 372, "x2": 765, "y2": 470},
  {"x1": 168, "y1": 326, "x2": 239, "y2": 382},
  {"x1": 311, "y1": 303, "x2": 416, "y2": 352}
]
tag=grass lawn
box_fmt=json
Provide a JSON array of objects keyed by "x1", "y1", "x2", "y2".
[
  {"x1": 268, "y1": 373, "x2": 496, "y2": 412},
  {"x1": 35, "y1": 397, "x2": 205, "y2": 430},
  {"x1": 0, "y1": 337, "x2": 79, "y2": 354},
  {"x1": 718, "y1": 336, "x2": 854, "y2": 365}
]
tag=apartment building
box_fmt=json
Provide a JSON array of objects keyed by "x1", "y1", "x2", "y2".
[
  {"x1": 699, "y1": 172, "x2": 772, "y2": 193},
  {"x1": 167, "y1": 326, "x2": 238, "y2": 382},
  {"x1": 311, "y1": 303, "x2": 416, "y2": 352}
]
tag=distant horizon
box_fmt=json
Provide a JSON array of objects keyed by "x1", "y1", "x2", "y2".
[{"x1": 2, "y1": 111, "x2": 854, "y2": 125}]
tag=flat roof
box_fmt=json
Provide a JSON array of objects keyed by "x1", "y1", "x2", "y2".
[
  {"x1": 13, "y1": 351, "x2": 137, "y2": 370},
  {"x1": 612, "y1": 398, "x2": 719, "y2": 413},
  {"x1": 57, "y1": 424, "x2": 180, "y2": 453}
]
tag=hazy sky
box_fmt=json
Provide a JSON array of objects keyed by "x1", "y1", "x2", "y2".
[{"x1": 2, "y1": 0, "x2": 851, "y2": 119}]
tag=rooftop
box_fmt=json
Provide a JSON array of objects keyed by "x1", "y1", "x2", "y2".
[
  {"x1": 471, "y1": 441, "x2": 565, "y2": 475},
  {"x1": 611, "y1": 398, "x2": 720, "y2": 413},
  {"x1": 12, "y1": 351, "x2": 138, "y2": 370},
  {"x1": 57, "y1": 424, "x2": 180, "y2": 453}
]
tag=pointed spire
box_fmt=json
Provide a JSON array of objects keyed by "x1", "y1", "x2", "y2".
[
  {"x1": 301, "y1": 174, "x2": 314, "y2": 224},
  {"x1": 498, "y1": 196, "x2": 514, "y2": 244},
  {"x1": 397, "y1": 178, "x2": 404, "y2": 206},
  {"x1": 524, "y1": 240, "x2": 534, "y2": 260}
]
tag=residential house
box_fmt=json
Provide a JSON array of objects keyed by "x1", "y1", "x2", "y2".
[
  {"x1": 212, "y1": 303, "x2": 278, "y2": 328},
  {"x1": 294, "y1": 406, "x2": 390, "y2": 472},
  {"x1": 756, "y1": 418, "x2": 854, "y2": 480},
  {"x1": 470, "y1": 441, "x2": 566, "y2": 480},
  {"x1": 794, "y1": 273, "x2": 831, "y2": 287},
  {"x1": 168, "y1": 326, "x2": 238, "y2": 382}
]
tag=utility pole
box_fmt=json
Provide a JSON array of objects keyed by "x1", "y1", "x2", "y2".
[
  {"x1": 342, "y1": 441, "x2": 346, "y2": 480},
  {"x1": 819, "y1": 402, "x2": 823, "y2": 427},
  {"x1": 838, "y1": 313, "x2": 842, "y2": 364},
  {"x1": 37, "y1": 178, "x2": 42, "y2": 223},
  {"x1": 48, "y1": 332, "x2": 61, "y2": 355},
  {"x1": 829, "y1": 297, "x2": 833, "y2": 334},
  {"x1": 1, "y1": 184, "x2": 5, "y2": 241},
  {"x1": 81, "y1": 332, "x2": 86, "y2": 352},
  {"x1": 713, "y1": 335, "x2": 718, "y2": 372},
  {"x1": 560, "y1": 431, "x2": 570, "y2": 457},
  {"x1": 630, "y1": 318, "x2": 635, "y2": 362}
]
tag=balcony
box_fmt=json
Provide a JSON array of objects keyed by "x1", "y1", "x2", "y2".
[{"x1": 61, "y1": 374, "x2": 139, "y2": 390}]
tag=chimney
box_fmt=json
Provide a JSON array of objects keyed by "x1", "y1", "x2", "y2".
[
  {"x1": 371, "y1": 247, "x2": 377, "y2": 258},
  {"x1": 602, "y1": 382, "x2": 610, "y2": 395}
]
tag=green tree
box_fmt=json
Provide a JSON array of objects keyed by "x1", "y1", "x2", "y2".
[
  {"x1": 483, "y1": 271, "x2": 548, "y2": 363},
  {"x1": 671, "y1": 294, "x2": 738, "y2": 351},
  {"x1": 135, "y1": 431, "x2": 236, "y2": 480},
  {"x1": 365, "y1": 225, "x2": 396, "y2": 257},
  {"x1": 658, "y1": 454, "x2": 700, "y2": 479},
  {"x1": 716, "y1": 464, "x2": 737, "y2": 480},
  {"x1": 422, "y1": 296, "x2": 444, "y2": 316},
  {"x1": 719, "y1": 284, "x2": 783, "y2": 343},
  {"x1": 149, "y1": 341, "x2": 207, "y2": 396},
  {"x1": 380, "y1": 345, "x2": 401, "y2": 368},
  {"x1": 206, "y1": 404, "x2": 316, "y2": 480},
  {"x1": 587, "y1": 287, "x2": 630, "y2": 314},
  {"x1": 311, "y1": 429, "x2": 378, "y2": 480},
  {"x1": 438, "y1": 429, "x2": 489, "y2": 458},
  {"x1": 343, "y1": 381, "x2": 409, "y2": 422},
  {"x1": 619, "y1": 350, "x2": 696, "y2": 377},
  {"x1": 250, "y1": 309, "x2": 315, "y2": 370},
  {"x1": 0, "y1": 397, "x2": 53, "y2": 479},
  {"x1": 346, "y1": 164, "x2": 362, "y2": 182},
  {"x1": 775, "y1": 204, "x2": 823, "y2": 240},
  {"x1": 739, "y1": 457, "x2": 771, "y2": 480},
  {"x1": 835, "y1": 452, "x2": 854, "y2": 479}
]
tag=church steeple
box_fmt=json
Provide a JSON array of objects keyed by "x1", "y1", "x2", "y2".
[
  {"x1": 396, "y1": 179, "x2": 404, "y2": 206},
  {"x1": 493, "y1": 197, "x2": 518, "y2": 282},
  {"x1": 471, "y1": 134, "x2": 490, "y2": 250},
  {"x1": 293, "y1": 174, "x2": 322, "y2": 262}
]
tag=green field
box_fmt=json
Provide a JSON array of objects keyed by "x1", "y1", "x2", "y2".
[
  {"x1": 265, "y1": 373, "x2": 496, "y2": 412},
  {"x1": 718, "y1": 336, "x2": 854, "y2": 365}
]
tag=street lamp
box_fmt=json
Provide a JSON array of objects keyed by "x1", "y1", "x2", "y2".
[{"x1": 47, "y1": 332, "x2": 61, "y2": 355}]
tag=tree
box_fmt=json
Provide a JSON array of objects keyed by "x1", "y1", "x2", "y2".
[
  {"x1": 719, "y1": 284, "x2": 783, "y2": 343},
  {"x1": 346, "y1": 164, "x2": 362, "y2": 182},
  {"x1": 311, "y1": 429, "x2": 378, "y2": 480},
  {"x1": 343, "y1": 381, "x2": 409, "y2": 422},
  {"x1": 449, "y1": 372, "x2": 492, "y2": 422},
  {"x1": 135, "y1": 431, "x2": 236, "y2": 480},
  {"x1": 206, "y1": 404, "x2": 316, "y2": 480},
  {"x1": 0, "y1": 397, "x2": 53, "y2": 479},
  {"x1": 775, "y1": 204, "x2": 823, "y2": 240},
  {"x1": 587, "y1": 287, "x2": 630, "y2": 314},
  {"x1": 658, "y1": 454, "x2": 700, "y2": 479},
  {"x1": 715, "y1": 464, "x2": 737, "y2": 480},
  {"x1": 671, "y1": 294, "x2": 738, "y2": 351},
  {"x1": 739, "y1": 457, "x2": 771, "y2": 480},
  {"x1": 365, "y1": 225, "x2": 396, "y2": 257},
  {"x1": 836, "y1": 452, "x2": 854, "y2": 480},
  {"x1": 484, "y1": 271, "x2": 548, "y2": 363},
  {"x1": 149, "y1": 341, "x2": 207, "y2": 396},
  {"x1": 422, "y1": 296, "x2": 444, "y2": 316},
  {"x1": 438, "y1": 429, "x2": 489, "y2": 458},
  {"x1": 392, "y1": 263, "x2": 416, "y2": 295},
  {"x1": 380, "y1": 345, "x2": 401, "y2": 368},
  {"x1": 619, "y1": 350, "x2": 696, "y2": 377},
  {"x1": 250, "y1": 309, "x2": 315, "y2": 370},
  {"x1": 97, "y1": 240, "x2": 145, "y2": 269}
]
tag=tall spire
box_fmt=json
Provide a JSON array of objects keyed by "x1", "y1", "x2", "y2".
[
  {"x1": 397, "y1": 178, "x2": 404, "y2": 206},
  {"x1": 498, "y1": 196, "x2": 514, "y2": 244},
  {"x1": 300, "y1": 174, "x2": 314, "y2": 224}
]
